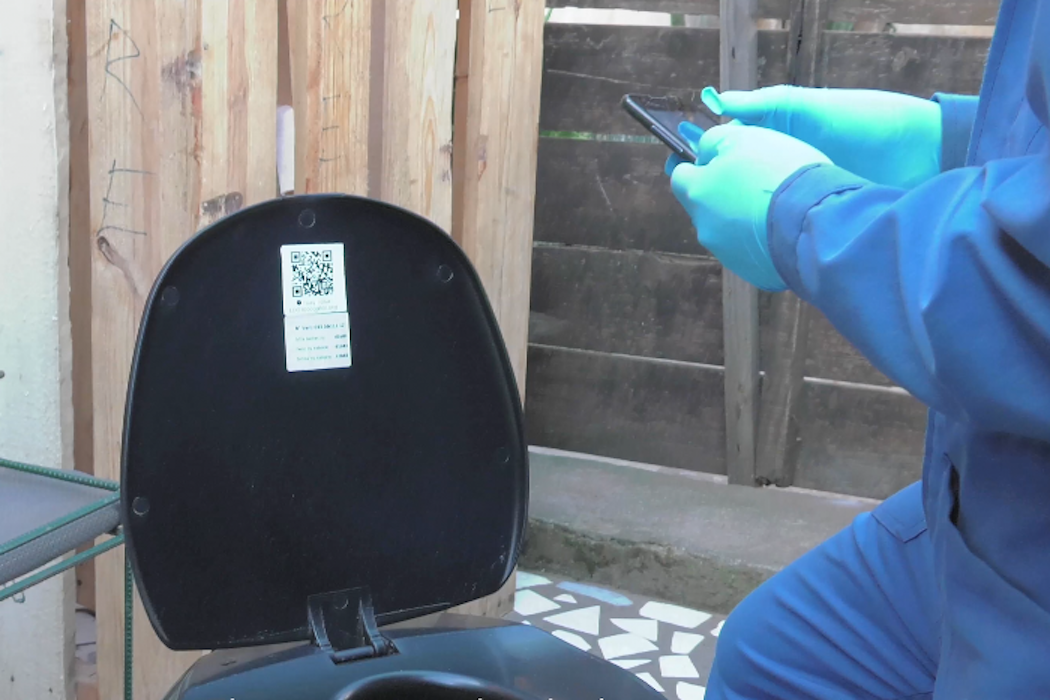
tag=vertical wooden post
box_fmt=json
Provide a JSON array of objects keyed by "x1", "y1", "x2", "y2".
[
  {"x1": 86, "y1": 2, "x2": 277, "y2": 697},
  {"x1": 452, "y1": 0, "x2": 545, "y2": 394},
  {"x1": 377, "y1": 1, "x2": 457, "y2": 228},
  {"x1": 287, "y1": 0, "x2": 456, "y2": 216},
  {"x1": 288, "y1": 0, "x2": 373, "y2": 195},
  {"x1": 451, "y1": 0, "x2": 545, "y2": 614},
  {"x1": 719, "y1": 0, "x2": 761, "y2": 486},
  {"x1": 0, "y1": 2, "x2": 76, "y2": 698},
  {"x1": 754, "y1": 0, "x2": 825, "y2": 487}
]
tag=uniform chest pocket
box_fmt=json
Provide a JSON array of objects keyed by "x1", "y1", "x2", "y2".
[{"x1": 870, "y1": 481, "x2": 927, "y2": 542}]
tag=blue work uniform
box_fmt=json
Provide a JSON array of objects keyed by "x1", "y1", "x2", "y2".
[{"x1": 708, "y1": 0, "x2": 1050, "y2": 697}]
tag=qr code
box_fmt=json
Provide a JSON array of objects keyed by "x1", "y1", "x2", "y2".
[{"x1": 290, "y1": 249, "x2": 335, "y2": 298}]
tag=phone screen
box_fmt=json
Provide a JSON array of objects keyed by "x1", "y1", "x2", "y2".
[{"x1": 622, "y1": 94, "x2": 718, "y2": 163}]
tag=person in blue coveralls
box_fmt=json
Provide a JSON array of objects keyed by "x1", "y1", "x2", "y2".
[{"x1": 666, "y1": 0, "x2": 1050, "y2": 697}]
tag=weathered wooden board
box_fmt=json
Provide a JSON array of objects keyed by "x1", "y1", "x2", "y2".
[
  {"x1": 288, "y1": 1, "x2": 456, "y2": 218},
  {"x1": 450, "y1": 0, "x2": 545, "y2": 618},
  {"x1": 796, "y1": 381, "x2": 926, "y2": 498},
  {"x1": 86, "y1": 1, "x2": 278, "y2": 698},
  {"x1": 545, "y1": 0, "x2": 997, "y2": 24},
  {"x1": 524, "y1": 345, "x2": 925, "y2": 497},
  {"x1": 534, "y1": 139, "x2": 698, "y2": 254},
  {"x1": 752, "y1": 0, "x2": 822, "y2": 487},
  {"x1": 718, "y1": 0, "x2": 762, "y2": 486},
  {"x1": 817, "y1": 31, "x2": 990, "y2": 94},
  {"x1": 378, "y1": 1, "x2": 456, "y2": 229},
  {"x1": 452, "y1": 0, "x2": 546, "y2": 395},
  {"x1": 288, "y1": 0, "x2": 373, "y2": 195},
  {"x1": 541, "y1": 25, "x2": 989, "y2": 133},
  {"x1": 530, "y1": 245, "x2": 724, "y2": 364},
  {"x1": 540, "y1": 25, "x2": 789, "y2": 133},
  {"x1": 69, "y1": 0, "x2": 98, "y2": 615},
  {"x1": 545, "y1": 0, "x2": 791, "y2": 18},
  {"x1": 827, "y1": 0, "x2": 999, "y2": 26},
  {"x1": 530, "y1": 229, "x2": 894, "y2": 385},
  {"x1": 525, "y1": 345, "x2": 728, "y2": 472}
]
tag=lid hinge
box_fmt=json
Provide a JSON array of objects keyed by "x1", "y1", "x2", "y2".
[{"x1": 307, "y1": 587, "x2": 396, "y2": 664}]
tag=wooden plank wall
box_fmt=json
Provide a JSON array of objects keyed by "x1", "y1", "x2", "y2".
[
  {"x1": 87, "y1": 2, "x2": 278, "y2": 698},
  {"x1": 80, "y1": 1, "x2": 543, "y2": 697},
  {"x1": 525, "y1": 0, "x2": 996, "y2": 499}
]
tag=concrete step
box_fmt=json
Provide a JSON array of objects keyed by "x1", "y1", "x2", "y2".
[{"x1": 520, "y1": 448, "x2": 880, "y2": 614}]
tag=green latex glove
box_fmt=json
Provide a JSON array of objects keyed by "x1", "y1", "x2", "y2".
[
  {"x1": 669, "y1": 121, "x2": 831, "y2": 291},
  {"x1": 701, "y1": 85, "x2": 942, "y2": 189}
]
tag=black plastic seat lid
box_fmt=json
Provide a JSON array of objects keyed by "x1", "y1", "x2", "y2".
[{"x1": 121, "y1": 195, "x2": 527, "y2": 650}]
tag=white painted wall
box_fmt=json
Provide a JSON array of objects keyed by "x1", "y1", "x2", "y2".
[{"x1": 0, "y1": 1, "x2": 75, "y2": 699}]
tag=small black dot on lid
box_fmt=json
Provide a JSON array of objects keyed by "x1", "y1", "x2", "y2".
[
  {"x1": 160, "y1": 286, "x2": 179, "y2": 308},
  {"x1": 132, "y1": 496, "x2": 150, "y2": 517}
]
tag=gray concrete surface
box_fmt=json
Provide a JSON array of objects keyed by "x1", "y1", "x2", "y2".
[{"x1": 521, "y1": 449, "x2": 879, "y2": 614}]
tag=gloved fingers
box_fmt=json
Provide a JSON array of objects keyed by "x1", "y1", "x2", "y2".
[
  {"x1": 665, "y1": 152, "x2": 686, "y2": 177},
  {"x1": 702, "y1": 85, "x2": 796, "y2": 125},
  {"x1": 695, "y1": 122, "x2": 748, "y2": 165},
  {"x1": 669, "y1": 159, "x2": 707, "y2": 207},
  {"x1": 678, "y1": 121, "x2": 706, "y2": 150}
]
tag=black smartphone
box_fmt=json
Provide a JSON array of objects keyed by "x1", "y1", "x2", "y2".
[{"x1": 621, "y1": 94, "x2": 718, "y2": 163}]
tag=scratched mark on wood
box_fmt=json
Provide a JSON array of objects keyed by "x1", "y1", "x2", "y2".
[
  {"x1": 101, "y1": 19, "x2": 143, "y2": 116},
  {"x1": 320, "y1": 94, "x2": 344, "y2": 164},
  {"x1": 96, "y1": 159, "x2": 153, "y2": 237}
]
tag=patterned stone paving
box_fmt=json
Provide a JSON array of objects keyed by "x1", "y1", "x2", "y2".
[{"x1": 507, "y1": 572, "x2": 727, "y2": 699}]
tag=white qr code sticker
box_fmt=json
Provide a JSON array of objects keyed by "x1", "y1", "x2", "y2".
[
  {"x1": 280, "y1": 243, "x2": 350, "y2": 372},
  {"x1": 280, "y1": 243, "x2": 347, "y2": 317}
]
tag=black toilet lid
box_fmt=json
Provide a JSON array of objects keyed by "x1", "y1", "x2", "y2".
[{"x1": 121, "y1": 195, "x2": 527, "y2": 650}]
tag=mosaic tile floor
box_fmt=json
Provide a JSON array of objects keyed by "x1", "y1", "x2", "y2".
[{"x1": 506, "y1": 572, "x2": 726, "y2": 699}]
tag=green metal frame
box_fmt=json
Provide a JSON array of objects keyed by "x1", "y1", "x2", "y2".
[
  {"x1": 0, "y1": 456, "x2": 133, "y2": 698},
  {"x1": 0, "y1": 534, "x2": 124, "y2": 603},
  {"x1": 0, "y1": 456, "x2": 122, "y2": 603}
]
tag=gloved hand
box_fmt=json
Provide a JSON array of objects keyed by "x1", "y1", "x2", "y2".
[
  {"x1": 701, "y1": 85, "x2": 941, "y2": 189},
  {"x1": 668, "y1": 121, "x2": 831, "y2": 291}
]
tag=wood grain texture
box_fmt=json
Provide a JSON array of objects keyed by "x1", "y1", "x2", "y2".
[
  {"x1": 540, "y1": 25, "x2": 989, "y2": 134},
  {"x1": 525, "y1": 346, "x2": 728, "y2": 473},
  {"x1": 378, "y1": 1, "x2": 456, "y2": 228},
  {"x1": 452, "y1": 0, "x2": 546, "y2": 395},
  {"x1": 539, "y1": 25, "x2": 788, "y2": 133},
  {"x1": 68, "y1": 0, "x2": 98, "y2": 615},
  {"x1": 529, "y1": 244, "x2": 894, "y2": 385},
  {"x1": 534, "y1": 139, "x2": 698, "y2": 254},
  {"x1": 545, "y1": 0, "x2": 791, "y2": 18},
  {"x1": 545, "y1": 0, "x2": 997, "y2": 23},
  {"x1": 524, "y1": 345, "x2": 925, "y2": 498},
  {"x1": 86, "y1": 1, "x2": 277, "y2": 697},
  {"x1": 288, "y1": 0, "x2": 372, "y2": 194},
  {"x1": 826, "y1": 0, "x2": 1000, "y2": 25},
  {"x1": 754, "y1": 295, "x2": 811, "y2": 485},
  {"x1": 450, "y1": 0, "x2": 546, "y2": 619},
  {"x1": 753, "y1": 0, "x2": 823, "y2": 487},
  {"x1": 818, "y1": 31, "x2": 989, "y2": 94},
  {"x1": 530, "y1": 245, "x2": 724, "y2": 364},
  {"x1": 719, "y1": 0, "x2": 761, "y2": 486}
]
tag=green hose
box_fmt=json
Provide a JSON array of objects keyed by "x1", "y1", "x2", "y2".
[
  {"x1": 125, "y1": 555, "x2": 134, "y2": 700},
  {"x1": 0, "y1": 456, "x2": 119, "y2": 491}
]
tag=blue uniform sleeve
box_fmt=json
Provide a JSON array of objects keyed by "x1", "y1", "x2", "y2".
[
  {"x1": 767, "y1": 33, "x2": 1050, "y2": 441},
  {"x1": 932, "y1": 93, "x2": 979, "y2": 171}
]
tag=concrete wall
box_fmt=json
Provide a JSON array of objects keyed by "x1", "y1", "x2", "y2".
[{"x1": 0, "y1": 1, "x2": 75, "y2": 699}]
